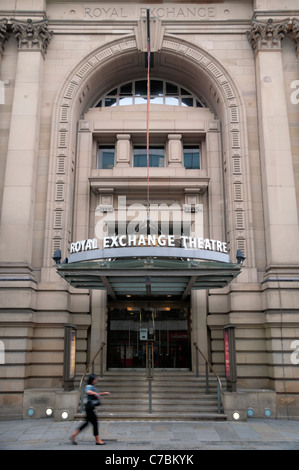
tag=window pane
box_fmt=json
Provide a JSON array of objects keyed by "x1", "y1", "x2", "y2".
[
  {"x1": 135, "y1": 97, "x2": 147, "y2": 104},
  {"x1": 181, "y1": 88, "x2": 191, "y2": 95},
  {"x1": 183, "y1": 147, "x2": 200, "y2": 169},
  {"x1": 120, "y1": 83, "x2": 132, "y2": 95},
  {"x1": 150, "y1": 96, "x2": 163, "y2": 104},
  {"x1": 105, "y1": 97, "x2": 117, "y2": 107},
  {"x1": 107, "y1": 88, "x2": 117, "y2": 96},
  {"x1": 134, "y1": 146, "x2": 164, "y2": 167},
  {"x1": 98, "y1": 147, "x2": 115, "y2": 169},
  {"x1": 133, "y1": 152, "x2": 147, "y2": 167},
  {"x1": 165, "y1": 96, "x2": 179, "y2": 105},
  {"x1": 135, "y1": 80, "x2": 147, "y2": 96},
  {"x1": 181, "y1": 97, "x2": 193, "y2": 107},
  {"x1": 151, "y1": 80, "x2": 163, "y2": 96},
  {"x1": 119, "y1": 97, "x2": 133, "y2": 106},
  {"x1": 166, "y1": 82, "x2": 178, "y2": 95}
]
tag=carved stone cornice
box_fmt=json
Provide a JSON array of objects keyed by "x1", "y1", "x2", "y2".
[
  {"x1": 247, "y1": 18, "x2": 289, "y2": 53},
  {"x1": 0, "y1": 18, "x2": 9, "y2": 56},
  {"x1": 11, "y1": 18, "x2": 53, "y2": 57},
  {"x1": 291, "y1": 18, "x2": 299, "y2": 53}
]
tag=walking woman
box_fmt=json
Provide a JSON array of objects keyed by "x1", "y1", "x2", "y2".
[{"x1": 71, "y1": 374, "x2": 110, "y2": 445}]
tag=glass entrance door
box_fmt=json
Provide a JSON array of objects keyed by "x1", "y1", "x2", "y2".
[{"x1": 107, "y1": 304, "x2": 191, "y2": 369}]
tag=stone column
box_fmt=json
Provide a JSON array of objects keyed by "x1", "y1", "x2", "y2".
[
  {"x1": 0, "y1": 19, "x2": 52, "y2": 269},
  {"x1": 247, "y1": 19, "x2": 299, "y2": 270}
]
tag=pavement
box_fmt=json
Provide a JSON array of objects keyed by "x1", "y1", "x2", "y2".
[{"x1": 1, "y1": 417, "x2": 299, "y2": 452}]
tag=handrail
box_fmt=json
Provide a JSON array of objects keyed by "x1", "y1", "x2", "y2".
[
  {"x1": 146, "y1": 342, "x2": 154, "y2": 414},
  {"x1": 193, "y1": 342, "x2": 222, "y2": 414},
  {"x1": 78, "y1": 342, "x2": 105, "y2": 413},
  {"x1": 145, "y1": 342, "x2": 154, "y2": 379}
]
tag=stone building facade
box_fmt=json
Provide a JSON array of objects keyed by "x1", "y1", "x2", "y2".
[{"x1": 0, "y1": 0, "x2": 299, "y2": 420}]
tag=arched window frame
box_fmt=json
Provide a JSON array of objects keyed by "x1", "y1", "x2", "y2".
[{"x1": 94, "y1": 79, "x2": 206, "y2": 109}]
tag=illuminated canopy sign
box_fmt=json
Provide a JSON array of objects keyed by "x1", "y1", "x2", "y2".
[
  {"x1": 68, "y1": 235, "x2": 230, "y2": 264},
  {"x1": 70, "y1": 235, "x2": 227, "y2": 254}
]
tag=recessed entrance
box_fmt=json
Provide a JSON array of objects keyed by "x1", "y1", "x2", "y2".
[{"x1": 107, "y1": 302, "x2": 191, "y2": 369}]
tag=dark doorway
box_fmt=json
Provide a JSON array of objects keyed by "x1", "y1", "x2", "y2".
[{"x1": 107, "y1": 302, "x2": 191, "y2": 369}]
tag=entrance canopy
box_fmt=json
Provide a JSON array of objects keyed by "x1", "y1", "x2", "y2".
[{"x1": 57, "y1": 247, "x2": 241, "y2": 299}]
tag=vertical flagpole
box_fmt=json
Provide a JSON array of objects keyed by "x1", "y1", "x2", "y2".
[{"x1": 146, "y1": 7, "x2": 150, "y2": 217}]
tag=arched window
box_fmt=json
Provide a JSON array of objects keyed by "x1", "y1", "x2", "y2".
[{"x1": 94, "y1": 79, "x2": 206, "y2": 108}]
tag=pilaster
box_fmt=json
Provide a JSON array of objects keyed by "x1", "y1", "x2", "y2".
[
  {"x1": 0, "y1": 19, "x2": 52, "y2": 270},
  {"x1": 247, "y1": 18, "x2": 299, "y2": 272},
  {"x1": 191, "y1": 290, "x2": 208, "y2": 373},
  {"x1": 90, "y1": 290, "x2": 108, "y2": 374}
]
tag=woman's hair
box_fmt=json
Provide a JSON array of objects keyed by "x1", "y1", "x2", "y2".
[{"x1": 87, "y1": 373, "x2": 97, "y2": 385}]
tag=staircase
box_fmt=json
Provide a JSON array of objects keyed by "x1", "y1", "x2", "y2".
[{"x1": 75, "y1": 370, "x2": 227, "y2": 421}]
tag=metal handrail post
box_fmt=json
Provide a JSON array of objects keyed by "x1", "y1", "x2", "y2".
[
  {"x1": 217, "y1": 382, "x2": 221, "y2": 414},
  {"x1": 100, "y1": 348, "x2": 104, "y2": 377},
  {"x1": 146, "y1": 342, "x2": 153, "y2": 414},
  {"x1": 205, "y1": 362, "x2": 210, "y2": 394},
  {"x1": 80, "y1": 383, "x2": 84, "y2": 413},
  {"x1": 149, "y1": 343, "x2": 153, "y2": 413},
  {"x1": 195, "y1": 347, "x2": 199, "y2": 377},
  {"x1": 149, "y1": 378, "x2": 152, "y2": 414}
]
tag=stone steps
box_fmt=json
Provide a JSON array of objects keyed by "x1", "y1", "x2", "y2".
[{"x1": 75, "y1": 370, "x2": 226, "y2": 421}]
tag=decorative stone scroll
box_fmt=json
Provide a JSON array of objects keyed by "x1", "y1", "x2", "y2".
[
  {"x1": 11, "y1": 18, "x2": 53, "y2": 57},
  {"x1": 0, "y1": 18, "x2": 9, "y2": 56},
  {"x1": 247, "y1": 18, "x2": 289, "y2": 53}
]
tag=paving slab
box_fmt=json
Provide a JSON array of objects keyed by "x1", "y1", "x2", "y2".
[{"x1": 0, "y1": 418, "x2": 299, "y2": 451}]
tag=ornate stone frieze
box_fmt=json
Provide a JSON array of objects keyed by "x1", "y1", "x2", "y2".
[
  {"x1": 0, "y1": 18, "x2": 9, "y2": 56},
  {"x1": 11, "y1": 18, "x2": 53, "y2": 57},
  {"x1": 247, "y1": 18, "x2": 289, "y2": 53}
]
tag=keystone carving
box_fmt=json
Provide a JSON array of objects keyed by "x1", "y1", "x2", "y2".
[
  {"x1": 247, "y1": 18, "x2": 289, "y2": 53},
  {"x1": 134, "y1": 16, "x2": 165, "y2": 53},
  {"x1": 0, "y1": 18, "x2": 9, "y2": 56},
  {"x1": 11, "y1": 18, "x2": 53, "y2": 57}
]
